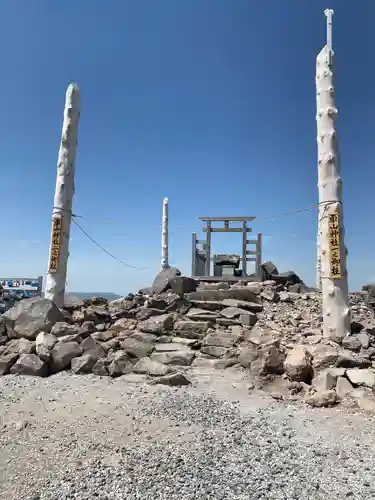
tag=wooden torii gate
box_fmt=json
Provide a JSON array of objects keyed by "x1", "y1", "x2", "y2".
[{"x1": 191, "y1": 216, "x2": 262, "y2": 281}]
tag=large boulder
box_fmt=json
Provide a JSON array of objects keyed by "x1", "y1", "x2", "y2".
[
  {"x1": 342, "y1": 336, "x2": 362, "y2": 352},
  {"x1": 120, "y1": 338, "x2": 154, "y2": 359},
  {"x1": 220, "y1": 307, "x2": 250, "y2": 319},
  {"x1": 308, "y1": 344, "x2": 339, "y2": 370},
  {"x1": 139, "y1": 314, "x2": 174, "y2": 335},
  {"x1": 346, "y1": 368, "x2": 375, "y2": 389},
  {"x1": 288, "y1": 282, "x2": 311, "y2": 294},
  {"x1": 269, "y1": 271, "x2": 301, "y2": 287},
  {"x1": 311, "y1": 371, "x2": 337, "y2": 392},
  {"x1": 238, "y1": 346, "x2": 258, "y2": 368},
  {"x1": 151, "y1": 350, "x2": 195, "y2": 366},
  {"x1": 50, "y1": 322, "x2": 83, "y2": 338},
  {"x1": 92, "y1": 357, "x2": 110, "y2": 376},
  {"x1": 3, "y1": 297, "x2": 66, "y2": 340},
  {"x1": 51, "y1": 341, "x2": 83, "y2": 372},
  {"x1": 185, "y1": 308, "x2": 219, "y2": 321},
  {"x1": 1, "y1": 339, "x2": 22, "y2": 356},
  {"x1": 173, "y1": 320, "x2": 209, "y2": 339},
  {"x1": 110, "y1": 318, "x2": 137, "y2": 333},
  {"x1": 336, "y1": 376, "x2": 354, "y2": 399},
  {"x1": 335, "y1": 354, "x2": 371, "y2": 369},
  {"x1": 284, "y1": 346, "x2": 313, "y2": 383},
  {"x1": 261, "y1": 261, "x2": 279, "y2": 278},
  {"x1": 150, "y1": 372, "x2": 191, "y2": 386},
  {"x1": 168, "y1": 277, "x2": 197, "y2": 297},
  {"x1": 91, "y1": 330, "x2": 117, "y2": 343},
  {"x1": 154, "y1": 343, "x2": 191, "y2": 352},
  {"x1": 133, "y1": 357, "x2": 170, "y2": 376},
  {"x1": 305, "y1": 390, "x2": 338, "y2": 408},
  {"x1": 9, "y1": 354, "x2": 48, "y2": 377},
  {"x1": 71, "y1": 354, "x2": 98, "y2": 374},
  {"x1": 18, "y1": 338, "x2": 35, "y2": 355},
  {"x1": 0, "y1": 317, "x2": 6, "y2": 336},
  {"x1": 200, "y1": 346, "x2": 231, "y2": 358},
  {"x1": 108, "y1": 351, "x2": 133, "y2": 377},
  {"x1": 249, "y1": 342, "x2": 285, "y2": 377},
  {"x1": 136, "y1": 308, "x2": 165, "y2": 321},
  {"x1": 130, "y1": 331, "x2": 158, "y2": 343},
  {"x1": 85, "y1": 305, "x2": 111, "y2": 323},
  {"x1": 0, "y1": 352, "x2": 19, "y2": 375},
  {"x1": 203, "y1": 331, "x2": 242, "y2": 348},
  {"x1": 152, "y1": 267, "x2": 181, "y2": 294},
  {"x1": 35, "y1": 332, "x2": 57, "y2": 363},
  {"x1": 80, "y1": 336, "x2": 106, "y2": 359}
]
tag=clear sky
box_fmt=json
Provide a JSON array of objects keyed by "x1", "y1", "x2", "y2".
[{"x1": 0, "y1": 0, "x2": 374, "y2": 294}]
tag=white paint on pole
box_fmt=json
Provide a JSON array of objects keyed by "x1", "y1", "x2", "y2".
[
  {"x1": 45, "y1": 83, "x2": 80, "y2": 308},
  {"x1": 161, "y1": 197, "x2": 169, "y2": 269},
  {"x1": 316, "y1": 10, "x2": 350, "y2": 341}
]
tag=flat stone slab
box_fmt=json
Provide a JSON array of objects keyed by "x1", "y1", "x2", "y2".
[
  {"x1": 150, "y1": 372, "x2": 191, "y2": 386},
  {"x1": 154, "y1": 343, "x2": 191, "y2": 352},
  {"x1": 189, "y1": 300, "x2": 226, "y2": 311},
  {"x1": 151, "y1": 350, "x2": 195, "y2": 366},
  {"x1": 203, "y1": 332, "x2": 242, "y2": 348},
  {"x1": 138, "y1": 314, "x2": 175, "y2": 335},
  {"x1": 347, "y1": 368, "x2": 375, "y2": 389},
  {"x1": 221, "y1": 299, "x2": 263, "y2": 312},
  {"x1": 186, "y1": 289, "x2": 260, "y2": 303},
  {"x1": 220, "y1": 307, "x2": 251, "y2": 319},
  {"x1": 133, "y1": 357, "x2": 170, "y2": 376},
  {"x1": 185, "y1": 308, "x2": 219, "y2": 321},
  {"x1": 216, "y1": 318, "x2": 241, "y2": 326},
  {"x1": 200, "y1": 346, "x2": 231, "y2": 358},
  {"x1": 174, "y1": 320, "x2": 209, "y2": 334},
  {"x1": 171, "y1": 337, "x2": 199, "y2": 347},
  {"x1": 192, "y1": 357, "x2": 238, "y2": 369}
]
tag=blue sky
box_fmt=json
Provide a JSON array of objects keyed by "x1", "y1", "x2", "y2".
[{"x1": 0, "y1": 0, "x2": 374, "y2": 294}]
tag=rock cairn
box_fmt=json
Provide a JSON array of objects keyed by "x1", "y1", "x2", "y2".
[{"x1": 1, "y1": 266, "x2": 375, "y2": 411}]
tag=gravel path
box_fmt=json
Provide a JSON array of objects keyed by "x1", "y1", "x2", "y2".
[{"x1": 1, "y1": 368, "x2": 375, "y2": 500}]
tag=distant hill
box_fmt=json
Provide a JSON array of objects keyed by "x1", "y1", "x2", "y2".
[{"x1": 66, "y1": 292, "x2": 122, "y2": 301}]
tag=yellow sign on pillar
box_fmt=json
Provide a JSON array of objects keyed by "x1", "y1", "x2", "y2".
[
  {"x1": 328, "y1": 213, "x2": 341, "y2": 279},
  {"x1": 48, "y1": 217, "x2": 63, "y2": 273}
]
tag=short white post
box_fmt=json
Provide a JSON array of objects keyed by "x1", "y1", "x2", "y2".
[
  {"x1": 161, "y1": 197, "x2": 169, "y2": 269},
  {"x1": 45, "y1": 83, "x2": 80, "y2": 307},
  {"x1": 316, "y1": 10, "x2": 350, "y2": 341}
]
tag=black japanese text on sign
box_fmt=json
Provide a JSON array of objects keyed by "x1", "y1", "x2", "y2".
[
  {"x1": 48, "y1": 217, "x2": 62, "y2": 273},
  {"x1": 328, "y1": 213, "x2": 341, "y2": 279}
]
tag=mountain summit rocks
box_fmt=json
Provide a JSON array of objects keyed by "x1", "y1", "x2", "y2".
[{"x1": 1, "y1": 268, "x2": 375, "y2": 407}]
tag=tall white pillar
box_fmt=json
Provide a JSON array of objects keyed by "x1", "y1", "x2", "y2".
[
  {"x1": 161, "y1": 197, "x2": 169, "y2": 269},
  {"x1": 316, "y1": 10, "x2": 350, "y2": 341},
  {"x1": 45, "y1": 83, "x2": 80, "y2": 307}
]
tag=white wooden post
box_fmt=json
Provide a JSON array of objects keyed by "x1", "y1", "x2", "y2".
[
  {"x1": 161, "y1": 197, "x2": 169, "y2": 269},
  {"x1": 45, "y1": 83, "x2": 80, "y2": 307},
  {"x1": 316, "y1": 10, "x2": 350, "y2": 341}
]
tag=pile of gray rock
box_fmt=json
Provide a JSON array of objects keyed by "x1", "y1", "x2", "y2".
[{"x1": 1, "y1": 265, "x2": 375, "y2": 411}]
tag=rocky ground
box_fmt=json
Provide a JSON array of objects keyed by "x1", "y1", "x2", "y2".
[
  {"x1": 1, "y1": 368, "x2": 375, "y2": 500},
  {"x1": 1, "y1": 266, "x2": 375, "y2": 498},
  {"x1": 1, "y1": 267, "x2": 375, "y2": 411}
]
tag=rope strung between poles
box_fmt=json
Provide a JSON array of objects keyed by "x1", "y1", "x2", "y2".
[
  {"x1": 68, "y1": 201, "x2": 339, "y2": 228},
  {"x1": 71, "y1": 218, "x2": 149, "y2": 271}
]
